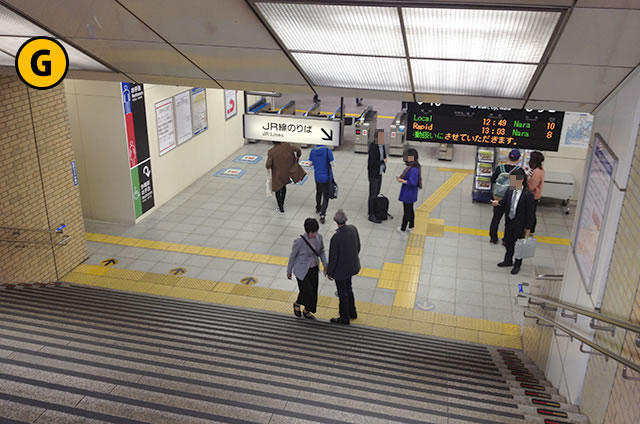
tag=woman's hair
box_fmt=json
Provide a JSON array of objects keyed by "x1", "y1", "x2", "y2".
[
  {"x1": 529, "y1": 151, "x2": 545, "y2": 170},
  {"x1": 304, "y1": 217, "x2": 319, "y2": 234},
  {"x1": 406, "y1": 148, "x2": 419, "y2": 162},
  {"x1": 404, "y1": 148, "x2": 423, "y2": 189}
]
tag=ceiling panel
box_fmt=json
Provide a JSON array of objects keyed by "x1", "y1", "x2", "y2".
[
  {"x1": 293, "y1": 53, "x2": 411, "y2": 92},
  {"x1": 315, "y1": 86, "x2": 413, "y2": 101},
  {"x1": 525, "y1": 100, "x2": 597, "y2": 112},
  {"x1": 178, "y1": 45, "x2": 306, "y2": 85},
  {"x1": 436, "y1": 95, "x2": 526, "y2": 109},
  {"x1": 0, "y1": 50, "x2": 13, "y2": 66},
  {"x1": 70, "y1": 39, "x2": 208, "y2": 78},
  {"x1": 66, "y1": 70, "x2": 129, "y2": 83},
  {"x1": 255, "y1": 2, "x2": 404, "y2": 57},
  {"x1": 119, "y1": 0, "x2": 280, "y2": 49},
  {"x1": 530, "y1": 64, "x2": 632, "y2": 103},
  {"x1": 218, "y1": 80, "x2": 314, "y2": 95},
  {"x1": 127, "y1": 73, "x2": 222, "y2": 89},
  {"x1": 403, "y1": 7, "x2": 560, "y2": 63},
  {"x1": 412, "y1": 59, "x2": 537, "y2": 98},
  {"x1": 576, "y1": 0, "x2": 640, "y2": 8},
  {"x1": 3, "y1": 0, "x2": 160, "y2": 42},
  {"x1": 0, "y1": 2, "x2": 46, "y2": 36},
  {"x1": 549, "y1": 8, "x2": 640, "y2": 67}
]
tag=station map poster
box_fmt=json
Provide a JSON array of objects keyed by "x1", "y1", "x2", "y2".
[
  {"x1": 559, "y1": 112, "x2": 593, "y2": 148},
  {"x1": 121, "y1": 82, "x2": 154, "y2": 219},
  {"x1": 573, "y1": 133, "x2": 618, "y2": 293},
  {"x1": 173, "y1": 90, "x2": 193, "y2": 145},
  {"x1": 225, "y1": 90, "x2": 238, "y2": 120},
  {"x1": 155, "y1": 97, "x2": 176, "y2": 156},
  {"x1": 407, "y1": 103, "x2": 564, "y2": 151},
  {"x1": 191, "y1": 87, "x2": 208, "y2": 135}
]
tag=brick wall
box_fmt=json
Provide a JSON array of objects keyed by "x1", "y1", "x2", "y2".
[
  {"x1": 581, "y1": 128, "x2": 640, "y2": 423},
  {"x1": 523, "y1": 277, "x2": 562, "y2": 372},
  {"x1": 0, "y1": 75, "x2": 87, "y2": 283}
]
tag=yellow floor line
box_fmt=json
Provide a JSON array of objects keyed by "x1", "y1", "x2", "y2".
[
  {"x1": 417, "y1": 173, "x2": 469, "y2": 214},
  {"x1": 85, "y1": 233, "x2": 382, "y2": 278},
  {"x1": 62, "y1": 265, "x2": 522, "y2": 349},
  {"x1": 294, "y1": 109, "x2": 395, "y2": 119},
  {"x1": 436, "y1": 167, "x2": 475, "y2": 174},
  {"x1": 443, "y1": 226, "x2": 570, "y2": 246}
]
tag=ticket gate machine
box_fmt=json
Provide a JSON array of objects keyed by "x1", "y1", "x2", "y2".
[
  {"x1": 277, "y1": 100, "x2": 296, "y2": 115},
  {"x1": 246, "y1": 97, "x2": 272, "y2": 143},
  {"x1": 389, "y1": 110, "x2": 407, "y2": 156},
  {"x1": 354, "y1": 106, "x2": 377, "y2": 153}
]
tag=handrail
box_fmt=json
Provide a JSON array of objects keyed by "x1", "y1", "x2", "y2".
[
  {"x1": 277, "y1": 100, "x2": 295, "y2": 115},
  {"x1": 536, "y1": 274, "x2": 564, "y2": 281},
  {"x1": 329, "y1": 105, "x2": 342, "y2": 120},
  {"x1": 0, "y1": 224, "x2": 70, "y2": 247},
  {"x1": 0, "y1": 235, "x2": 71, "y2": 246},
  {"x1": 303, "y1": 102, "x2": 320, "y2": 117},
  {"x1": 517, "y1": 292, "x2": 640, "y2": 335},
  {"x1": 0, "y1": 224, "x2": 66, "y2": 234},
  {"x1": 357, "y1": 106, "x2": 373, "y2": 121},
  {"x1": 520, "y1": 307, "x2": 640, "y2": 375}
]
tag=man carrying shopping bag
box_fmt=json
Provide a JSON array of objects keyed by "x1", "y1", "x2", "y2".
[{"x1": 491, "y1": 168, "x2": 535, "y2": 275}]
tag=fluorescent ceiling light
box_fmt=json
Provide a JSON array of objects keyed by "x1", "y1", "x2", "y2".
[
  {"x1": 256, "y1": 2, "x2": 405, "y2": 57},
  {"x1": 0, "y1": 50, "x2": 14, "y2": 66},
  {"x1": 293, "y1": 53, "x2": 411, "y2": 92},
  {"x1": 403, "y1": 8, "x2": 560, "y2": 63},
  {"x1": 411, "y1": 59, "x2": 537, "y2": 98},
  {"x1": 0, "y1": 5, "x2": 45, "y2": 37}
]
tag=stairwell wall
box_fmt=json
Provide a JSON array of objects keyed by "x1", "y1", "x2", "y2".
[{"x1": 0, "y1": 75, "x2": 87, "y2": 283}]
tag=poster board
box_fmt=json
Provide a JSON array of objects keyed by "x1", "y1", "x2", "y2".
[
  {"x1": 191, "y1": 87, "x2": 208, "y2": 135},
  {"x1": 155, "y1": 98, "x2": 176, "y2": 156},
  {"x1": 173, "y1": 90, "x2": 193, "y2": 145},
  {"x1": 560, "y1": 112, "x2": 593, "y2": 148},
  {"x1": 572, "y1": 133, "x2": 618, "y2": 293},
  {"x1": 225, "y1": 90, "x2": 237, "y2": 120}
]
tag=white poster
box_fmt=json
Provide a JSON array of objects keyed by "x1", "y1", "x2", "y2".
[
  {"x1": 173, "y1": 90, "x2": 192, "y2": 145},
  {"x1": 191, "y1": 87, "x2": 208, "y2": 135},
  {"x1": 560, "y1": 112, "x2": 593, "y2": 148},
  {"x1": 155, "y1": 98, "x2": 176, "y2": 156},
  {"x1": 243, "y1": 114, "x2": 341, "y2": 147},
  {"x1": 225, "y1": 90, "x2": 237, "y2": 120},
  {"x1": 573, "y1": 134, "x2": 618, "y2": 292}
]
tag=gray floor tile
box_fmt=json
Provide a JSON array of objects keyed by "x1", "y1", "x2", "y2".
[
  {"x1": 128, "y1": 259, "x2": 158, "y2": 272},
  {"x1": 162, "y1": 252, "x2": 191, "y2": 265},
  {"x1": 428, "y1": 287, "x2": 455, "y2": 302},
  {"x1": 430, "y1": 300, "x2": 455, "y2": 314},
  {"x1": 196, "y1": 268, "x2": 225, "y2": 281},
  {"x1": 455, "y1": 303, "x2": 485, "y2": 319},
  {"x1": 371, "y1": 289, "x2": 395, "y2": 306},
  {"x1": 456, "y1": 290, "x2": 483, "y2": 307}
]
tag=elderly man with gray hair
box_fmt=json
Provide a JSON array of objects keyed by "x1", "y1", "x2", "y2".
[{"x1": 327, "y1": 209, "x2": 361, "y2": 325}]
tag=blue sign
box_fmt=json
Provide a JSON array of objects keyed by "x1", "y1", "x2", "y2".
[
  {"x1": 233, "y1": 154, "x2": 262, "y2": 164},
  {"x1": 71, "y1": 160, "x2": 78, "y2": 186},
  {"x1": 215, "y1": 168, "x2": 246, "y2": 179},
  {"x1": 121, "y1": 82, "x2": 132, "y2": 115}
]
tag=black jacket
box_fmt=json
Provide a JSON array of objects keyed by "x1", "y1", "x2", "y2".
[
  {"x1": 327, "y1": 224, "x2": 361, "y2": 281},
  {"x1": 498, "y1": 188, "x2": 535, "y2": 238},
  {"x1": 367, "y1": 142, "x2": 387, "y2": 178}
]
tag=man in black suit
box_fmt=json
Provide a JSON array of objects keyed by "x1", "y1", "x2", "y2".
[
  {"x1": 327, "y1": 209, "x2": 361, "y2": 324},
  {"x1": 492, "y1": 168, "x2": 534, "y2": 275},
  {"x1": 367, "y1": 130, "x2": 387, "y2": 223}
]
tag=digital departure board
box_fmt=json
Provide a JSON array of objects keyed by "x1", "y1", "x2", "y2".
[{"x1": 407, "y1": 103, "x2": 565, "y2": 151}]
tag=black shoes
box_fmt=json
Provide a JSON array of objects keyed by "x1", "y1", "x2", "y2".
[
  {"x1": 303, "y1": 311, "x2": 316, "y2": 320},
  {"x1": 320, "y1": 216, "x2": 325, "y2": 224},
  {"x1": 497, "y1": 261, "x2": 513, "y2": 267},
  {"x1": 368, "y1": 215, "x2": 382, "y2": 224},
  {"x1": 490, "y1": 239, "x2": 499, "y2": 245},
  {"x1": 293, "y1": 303, "x2": 301, "y2": 318},
  {"x1": 511, "y1": 260, "x2": 522, "y2": 275},
  {"x1": 330, "y1": 318, "x2": 350, "y2": 325}
]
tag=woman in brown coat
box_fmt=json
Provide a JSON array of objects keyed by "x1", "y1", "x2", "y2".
[{"x1": 266, "y1": 142, "x2": 306, "y2": 214}]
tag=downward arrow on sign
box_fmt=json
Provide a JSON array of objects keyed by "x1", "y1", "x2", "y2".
[{"x1": 321, "y1": 128, "x2": 333, "y2": 141}]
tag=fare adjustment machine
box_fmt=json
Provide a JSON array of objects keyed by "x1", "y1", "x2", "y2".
[
  {"x1": 389, "y1": 110, "x2": 407, "y2": 156},
  {"x1": 354, "y1": 106, "x2": 377, "y2": 153}
]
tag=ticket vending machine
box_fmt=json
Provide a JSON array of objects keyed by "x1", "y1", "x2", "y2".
[
  {"x1": 354, "y1": 106, "x2": 377, "y2": 153},
  {"x1": 389, "y1": 110, "x2": 407, "y2": 156}
]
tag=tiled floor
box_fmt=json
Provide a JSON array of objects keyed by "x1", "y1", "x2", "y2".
[{"x1": 83, "y1": 140, "x2": 573, "y2": 326}]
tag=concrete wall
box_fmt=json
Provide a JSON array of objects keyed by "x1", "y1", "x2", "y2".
[
  {"x1": 0, "y1": 75, "x2": 87, "y2": 283},
  {"x1": 64, "y1": 80, "x2": 134, "y2": 224},
  {"x1": 527, "y1": 67, "x2": 640, "y2": 422},
  {"x1": 142, "y1": 85, "x2": 245, "y2": 209}
]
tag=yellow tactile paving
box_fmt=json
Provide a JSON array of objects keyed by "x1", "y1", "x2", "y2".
[
  {"x1": 436, "y1": 167, "x2": 475, "y2": 174},
  {"x1": 388, "y1": 317, "x2": 412, "y2": 332},
  {"x1": 104, "y1": 268, "x2": 146, "y2": 281},
  {"x1": 432, "y1": 324, "x2": 456, "y2": 339},
  {"x1": 456, "y1": 328, "x2": 479, "y2": 343},
  {"x1": 412, "y1": 310, "x2": 436, "y2": 323},
  {"x1": 425, "y1": 218, "x2": 445, "y2": 237},
  {"x1": 390, "y1": 306, "x2": 414, "y2": 319},
  {"x1": 176, "y1": 278, "x2": 218, "y2": 291},
  {"x1": 165, "y1": 287, "x2": 209, "y2": 301},
  {"x1": 443, "y1": 225, "x2": 570, "y2": 245},
  {"x1": 417, "y1": 173, "x2": 468, "y2": 213},
  {"x1": 393, "y1": 291, "x2": 417, "y2": 308},
  {"x1": 140, "y1": 273, "x2": 180, "y2": 286},
  {"x1": 410, "y1": 320, "x2": 433, "y2": 336}
]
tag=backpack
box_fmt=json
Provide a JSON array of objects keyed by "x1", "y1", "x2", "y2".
[
  {"x1": 374, "y1": 195, "x2": 393, "y2": 221},
  {"x1": 494, "y1": 165, "x2": 519, "y2": 199}
]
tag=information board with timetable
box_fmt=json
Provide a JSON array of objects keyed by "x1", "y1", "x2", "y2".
[{"x1": 407, "y1": 103, "x2": 565, "y2": 151}]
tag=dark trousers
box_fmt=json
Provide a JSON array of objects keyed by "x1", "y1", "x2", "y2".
[
  {"x1": 531, "y1": 199, "x2": 540, "y2": 234},
  {"x1": 296, "y1": 266, "x2": 319, "y2": 313},
  {"x1": 315, "y1": 181, "x2": 330, "y2": 216},
  {"x1": 401, "y1": 202, "x2": 415, "y2": 231},
  {"x1": 490, "y1": 204, "x2": 504, "y2": 242},
  {"x1": 275, "y1": 185, "x2": 287, "y2": 212},
  {"x1": 503, "y1": 222, "x2": 522, "y2": 265},
  {"x1": 335, "y1": 277, "x2": 357, "y2": 323},
  {"x1": 368, "y1": 175, "x2": 382, "y2": 216}
]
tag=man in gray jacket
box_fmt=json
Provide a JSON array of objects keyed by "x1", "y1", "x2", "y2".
[{"x1": 327, "y1": 209, "x2": 361, "y2": 325}]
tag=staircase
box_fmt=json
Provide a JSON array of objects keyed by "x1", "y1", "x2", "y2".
[{"x1": 0, "y1": 284, "x2": 588, "y2": 424}]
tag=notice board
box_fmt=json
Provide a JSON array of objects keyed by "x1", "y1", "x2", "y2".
[
  {"x1": 191, "y1": 87, "x2": 208, "y2": 135},
  {"x1": 407, "y1": 102, "x2": 564, "y2": 151},
  {"x1": 174, "y1": 90, "x2": 193, "y2": 145},
  {"x1": 573, "y1": 133, "x2": 618, "y2": 293}
]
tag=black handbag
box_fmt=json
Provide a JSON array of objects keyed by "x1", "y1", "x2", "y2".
[{"x1": 326, "y1": 148, "x2": 338, "y2": 199}]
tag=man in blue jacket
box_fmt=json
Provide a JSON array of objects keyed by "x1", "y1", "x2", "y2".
[{"x1": 309, "y1": 145, "x2": 335, "y2": 224}]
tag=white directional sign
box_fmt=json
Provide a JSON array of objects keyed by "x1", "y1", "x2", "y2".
[{"x1": 243, "y1": 114, "x2": 340, "y2": 147}]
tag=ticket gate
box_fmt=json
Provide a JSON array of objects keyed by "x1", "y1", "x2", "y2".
[
  {"x1": 389, "y1": 110, "x2": 407, "y2": 156},
  {"x1": 277, "y1": 100, "x2": 296, "y2": 115},
  {"x1": 438, "y1": 143, "x2": 454, "y2": 161},
  {"x1": 246, "y1": 97, "x2": 272, "y2": 143},
  {"x1": 329, "y1": 105, "x2": 343, "y2": 148},
  {"x1": 354, "y1": 106, "x2": 377, "y2": 153}
]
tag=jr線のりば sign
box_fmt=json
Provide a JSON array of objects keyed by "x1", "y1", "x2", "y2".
[{"x1": 243, "y1": 114, "x2": 340, "y2": 147}]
